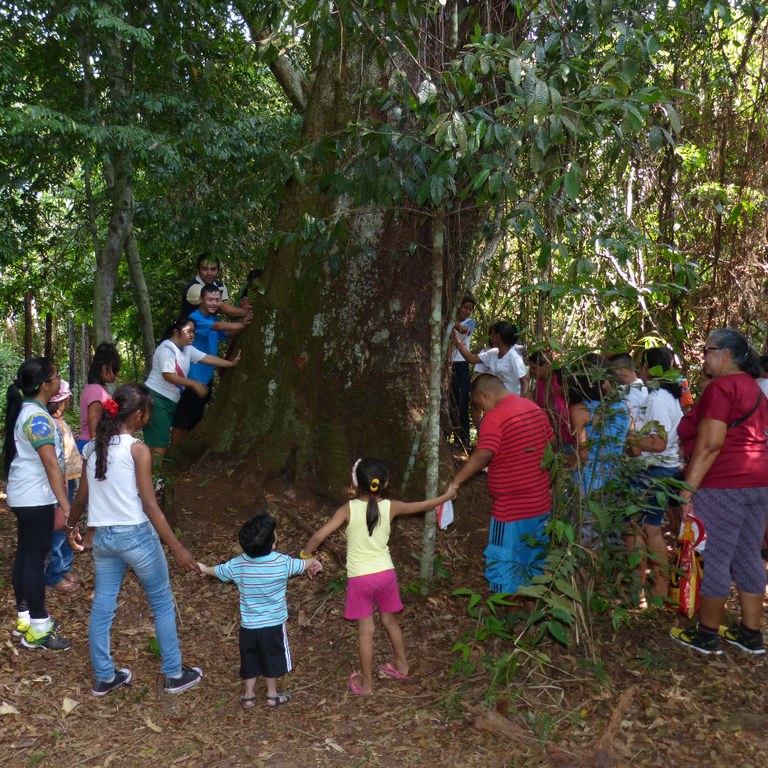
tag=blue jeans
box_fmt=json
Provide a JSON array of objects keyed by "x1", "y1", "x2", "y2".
[
  {"x1": 90, "y1": 522, "x2": 182, "y2": 681},
  {"x1": 45, "y1": 480, "x2": 77, "y2": 585}
]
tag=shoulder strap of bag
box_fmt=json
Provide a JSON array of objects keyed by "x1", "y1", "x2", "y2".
[{"x1": 727, "y1": 391, "x2": 763, "y2": 430}]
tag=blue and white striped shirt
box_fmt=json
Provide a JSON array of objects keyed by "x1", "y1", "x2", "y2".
[{"x1": 214, "y1": 551, "x2": 306, "y2": 629}]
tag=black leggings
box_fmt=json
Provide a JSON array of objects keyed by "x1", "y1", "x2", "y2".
[{"x1": 12, "y1": 504, "x2": 54, "y2": 619}]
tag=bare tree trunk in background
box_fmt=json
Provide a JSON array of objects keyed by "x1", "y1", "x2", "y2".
[
  {"x1": 44, "y1": 313, "x2": 52, "y2": 360},
  {"x1": 92, "y1": 36, "x2": 135, "y2": 345},
  {"x1": 421, "y1": 206, "x2": 446, "y2": 584},
  {"x1": 93, "y1": 150, "x2": 133, "y2": 345},
  {"x1": 80, "y1": 324, "x2": 89, "y2": 392},
  {"x1": 24, "y1": 291, "x2": 33, "y2": 359},
  {"x1": 68, "y1": 319, "x2": 76, "y2": 391},
  {"x1": 125, "y1": 232, "x2": 155, "y2": 376}
]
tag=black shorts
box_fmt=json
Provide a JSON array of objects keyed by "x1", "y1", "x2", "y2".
[
  {"x1": 171, "y1": 385, "x2": 211, "y2": 430},
  {"x1": 239, "y1": 623, "x2": 292, "y2": 679}
]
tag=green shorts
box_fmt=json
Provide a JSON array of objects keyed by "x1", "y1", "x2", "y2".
[{"x1": 142, "y1": 390, "x2": 178, "y2": 448}]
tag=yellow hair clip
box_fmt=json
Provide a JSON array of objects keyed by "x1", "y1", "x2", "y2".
[{"x1": 369, "y1": 478, "x2": 380, "y2": 492}]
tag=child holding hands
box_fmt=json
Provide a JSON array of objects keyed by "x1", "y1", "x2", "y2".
[
  {"x1": 198, "y1": 511, "x2": 321, "y2": 708},
  {"x1": 301, "y1": 457, "x2": 456, "y2": 695}
]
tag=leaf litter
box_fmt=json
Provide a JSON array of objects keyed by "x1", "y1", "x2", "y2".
[{"x1": 1, "y1": 462, "x2": 767, "y2": 767}]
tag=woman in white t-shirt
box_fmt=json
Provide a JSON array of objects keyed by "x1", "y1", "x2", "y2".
[
  {"x1": 626, "y1": 347, "x2": 683, "y2": 601},
  {"x1": 4, "y1": 357, "x2": 72, "y2": 651},
  {"x1": 453, "y1": 320, "x2": 528, "y2": 427},
  {"x1": 143, "y1": 316, "x2": 240, "y2": 460}
]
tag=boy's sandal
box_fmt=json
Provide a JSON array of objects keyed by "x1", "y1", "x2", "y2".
[
  {"x1": 240, "y1": 695, "x2": 257, "y2": 709},
  {"x1": 348, "y1": 673, "x2": 372, "y2": 696},
  {"x1": 266, "y1": 692, "x2": 291, "y2": 707},
  {"x1": 378, "y1": 662, "x2": 408, "y2": 681}
]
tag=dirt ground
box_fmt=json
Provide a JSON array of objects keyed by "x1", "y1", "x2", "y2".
[{"x1": 1, "y1": 458, "x2": 767, "y2": 768}]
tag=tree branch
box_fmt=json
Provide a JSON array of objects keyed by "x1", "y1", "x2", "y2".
[{"x1": 233, "y1": 2, "x2": 309, "y2": 114}]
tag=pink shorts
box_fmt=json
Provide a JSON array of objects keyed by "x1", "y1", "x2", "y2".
[{"x1": 344, "y1": 569, "x2": 403, "y2": 620}]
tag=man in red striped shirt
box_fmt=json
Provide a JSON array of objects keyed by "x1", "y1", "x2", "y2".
[{"x1": 450, "y1": 374, "x2": 554, "y2": 594}]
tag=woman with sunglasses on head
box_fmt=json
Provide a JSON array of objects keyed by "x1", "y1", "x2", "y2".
[
  {"x1": 143, "y1": 316, "x2": 241, "y2": 463},
  {"x1": 671, "y1": 329, "x2": 768, "y2": 655},
  {"x1": 4, "y1": 358, "x2": 72, "y2": 651}
]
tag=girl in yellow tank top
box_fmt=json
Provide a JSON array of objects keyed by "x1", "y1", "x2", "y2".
[{"x1": 302, "y1": 458, "x2": 455, "y2": 695}]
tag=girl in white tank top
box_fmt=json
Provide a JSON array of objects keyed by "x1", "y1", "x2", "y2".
[{"x1": 67, "y1": 384, "x2": 203, "y2": 696}]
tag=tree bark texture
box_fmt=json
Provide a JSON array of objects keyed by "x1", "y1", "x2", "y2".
[
  {"x1": 92, "y1": 36, "x2": 134, "y2": 345},
  {"x1": 420, "y1": 206, "x2": 446, "y2": 583},
  {"x1": 182, "y1": 26, "x2": 462, "y2": 499},
  {"x1": 93, "y1": 151, "x2": 133, "y2": 345},
  {"x1": 124, "y1": 232, "x2": 155, "y2": 377}
]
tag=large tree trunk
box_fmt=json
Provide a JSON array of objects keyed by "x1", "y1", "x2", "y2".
[{"x1": 181, "y1": 27, "x2": 456, "y2": 498}]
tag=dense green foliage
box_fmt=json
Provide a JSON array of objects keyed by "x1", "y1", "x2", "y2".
[
  {"x1": 1, "y1": 0, "x2": 297, "y2": 352},
  {"x1": 2, "y1": 0, "x2": 768, "y2": 699}
]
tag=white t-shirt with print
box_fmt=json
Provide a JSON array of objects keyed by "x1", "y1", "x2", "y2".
[
  {"x1": 144, "y1": 340, "x2": 206, "y2": 403},
  {"x1": 7, "y1": 400, "x2": 63, "y2": 507}
]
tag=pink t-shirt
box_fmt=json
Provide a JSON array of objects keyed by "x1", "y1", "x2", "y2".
[
  {"x1": 677, "y1": 373, "x2": 768, "y2": 488},
  {"x1": 79, "y1": 383, "x2": 110, "y2": 441},
  {"x1": 535, "y1": 375, "x2": 572, "y2": 446}
]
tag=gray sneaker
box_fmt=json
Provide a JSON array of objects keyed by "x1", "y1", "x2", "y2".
[
  {"x1": 163, "y1": 665, "x2": 202, "y2": 694},
  {"x1": 92, "y1": 668, "x2": 132, "y2": 697}
]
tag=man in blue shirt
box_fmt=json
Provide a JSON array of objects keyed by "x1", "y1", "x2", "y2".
[{"x1": 171, "y1": 284, "x2": 251, "y2": 445}]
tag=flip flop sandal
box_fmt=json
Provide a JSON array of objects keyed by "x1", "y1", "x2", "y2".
[
  {"x1": 348, "y1": 673, "x2": 372, "y2": 695},
  {"x1": 240, "y1": 695, "x2": 257, "y2": 709},
  {"x1": 378, "y1": 662, "x2": 408, "y2": 681},
  {"x1": 266, "y1": 692, "x2": 291, "y2": 707}
]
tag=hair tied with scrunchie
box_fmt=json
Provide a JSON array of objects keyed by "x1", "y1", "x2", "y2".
[
  {"x1": 351, "y1": 458, "x2": 362, "y2": 488},
  {"x1": 369, "y1": 478, "x2": 380, "y2": 492},
  {"x1": 103, "y1": 398, "x2": 119, "y2": 416}
]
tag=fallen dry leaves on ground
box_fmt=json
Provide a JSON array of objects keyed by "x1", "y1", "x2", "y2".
[{"x1": 1, "y1": 459, "x2": 767, "y2": 768}]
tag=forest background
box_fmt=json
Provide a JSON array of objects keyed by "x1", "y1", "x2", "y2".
[{"x1": 1, "y1": 3, "x2": 768, "y2": 762}]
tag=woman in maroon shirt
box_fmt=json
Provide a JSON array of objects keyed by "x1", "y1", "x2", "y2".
[{"x1": 670, "y1": 329, "x2": 768, "y2": 655}]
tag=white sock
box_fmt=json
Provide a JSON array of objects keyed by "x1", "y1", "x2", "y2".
[
  {"x1": 30, "y1": 617, "x2": 53, "y2": 633},
  {"x1": 17, "y1": 610, "x2": 30, "y2": 623}
]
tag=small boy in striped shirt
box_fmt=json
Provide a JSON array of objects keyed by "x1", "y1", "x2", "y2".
[{"x1": 198, "y1": 511, "x2": 321, "y2": 709}]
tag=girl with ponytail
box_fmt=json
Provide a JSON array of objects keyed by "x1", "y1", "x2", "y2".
[
  {"x1": 301, "y1": 458, "x2": 455, "y2": 695},
  {"x1": 67, "y1": 384, "x2": 203, "y2": 696},
  {"x1": 5, "y1": 357, "x2": 72, "y2": 651}
]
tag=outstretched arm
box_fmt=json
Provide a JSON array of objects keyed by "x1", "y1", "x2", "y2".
[
  {"x1": 132, "y1": 442, "x2": 200, "y2": 573},
  {"x1": 200, "y1": 349, "x2": 242, "y2": 369},
  {"x1": 452, "y1": 331, "x2": 482, "y2": 364},
  {"x1": 302, "y1": 504, "x2": 349, "y2": 557},
  {"x1": 390, "y1": 486, "x2": 457, "y2": 519},
  {"x1": 218, "y1": 300, "x2": 248, "y2": 319},
  {"x1": 449, "y1": 448, "x2": 493, "y2": 491}
]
